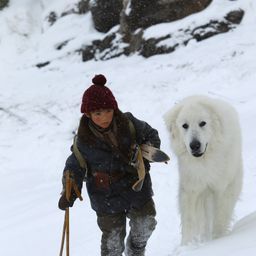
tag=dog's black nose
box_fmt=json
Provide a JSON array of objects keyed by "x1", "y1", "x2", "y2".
[{"x1": 190, "y1": 140, "x2": 201, "y2": 151}]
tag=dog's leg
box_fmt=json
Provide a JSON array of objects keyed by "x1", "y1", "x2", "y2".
[
  {"x1": 179, "y1": 188, "x2": 201, "y2": 245},
  {"x1": 213, "y1": 177, "x2": 241, "y2": 238},
  {"x1": 201, "y1": 189, "x2": 214, "y2": 241},
  {"x1": 212, "y1": 194, "x2": 232, "y2": 238}
]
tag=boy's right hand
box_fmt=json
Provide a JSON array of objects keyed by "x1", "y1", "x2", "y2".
[{"x1": 58, "y1": 193, "x2": 75, "y2": 210}]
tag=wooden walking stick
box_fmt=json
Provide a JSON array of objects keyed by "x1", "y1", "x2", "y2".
[
  {"x1": 59, "y1": 170, "x2": 83, "y2": 256},
  {"x1": 65, "y1": 171, "x2": 72, "y2": 256},
  {"x1": 65, "y1": 208, "x2": 70, "y2": 256},
  {"x1": 59, "y1": 171, "x2": 72, "y2": 256},
  {"x1": 59, "y1": 212, "x2": 66, "y2": 256}
]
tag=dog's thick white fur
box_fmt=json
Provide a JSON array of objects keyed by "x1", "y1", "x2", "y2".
[{"x1": 164, "y1": 95, "x2": 243, "y2": 245}]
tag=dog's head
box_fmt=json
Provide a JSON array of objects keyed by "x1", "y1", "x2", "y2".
[{"x1": 164, "y1": 96, "x2": 221, "y2": 158}]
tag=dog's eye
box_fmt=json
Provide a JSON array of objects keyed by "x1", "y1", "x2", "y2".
[
  {"x1": 199, "y1": 121, "x2": 206, "y2": 127},
  {"x1": 182, "y1": 123, "x2": 189, "y2": 129}
]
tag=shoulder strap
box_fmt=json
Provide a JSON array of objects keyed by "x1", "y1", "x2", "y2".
[
  {"x1": 128, "y1": 118, "x2": 136, "y2": 144},
  {"x1": 73, "y1": 135, "x2": 88, "y2": 178},
  {"x1": 127, "y1": 119, "x2": 146, "y2": 192}
]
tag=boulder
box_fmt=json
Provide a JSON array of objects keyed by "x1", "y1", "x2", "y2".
[
  {"x1": 0, "y1": 0, "x2": 9, "y2": 10},
  {"x1": 125, "y1": 0, "x2": 212, "y2": 32},
  {"x1": 91, "y1": 0, "x2": 123, "y2": 32}
]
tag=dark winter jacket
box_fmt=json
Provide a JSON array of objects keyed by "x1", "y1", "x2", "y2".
[{"x1": 63, "y1": 110, "x2": 160, "y2": 214}]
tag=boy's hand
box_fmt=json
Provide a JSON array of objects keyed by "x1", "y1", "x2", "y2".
[
  {"x1": 58, "y1": 170, "x2": 83, "y2": 211},
  {"x1": 58, "y1": 192, "x2": 75, "y2": 211}
]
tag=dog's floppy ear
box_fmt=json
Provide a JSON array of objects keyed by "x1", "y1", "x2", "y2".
[
  {"x1": 199, "y1": 99, "x2": 223, "y2": 136},
  {"x1": 163, "y1": 103, "x2": 182, "y2": 140}
]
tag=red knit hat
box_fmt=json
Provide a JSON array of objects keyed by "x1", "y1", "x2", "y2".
[{"x1": 80, "y1": 74, "x2": 118, "y2": 114}]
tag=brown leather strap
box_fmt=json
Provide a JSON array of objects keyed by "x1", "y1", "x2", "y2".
[
  {"x1": 73, "y1": 135, "x2": 88, "y2": 177},
  {"x1": 73, "y1": 183, "x2": 83, "y2": 201},
  {"x1": 65, "y1": 170, "x2": 83, "y2": 201},
  {"x1": 132, "y1": 146, "x2": 146, "y2": 192},
  {"x1": 65, "y1": 171, "x2": 72, "y2": 201}
]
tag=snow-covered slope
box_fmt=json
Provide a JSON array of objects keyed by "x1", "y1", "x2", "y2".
[{"x1": 0, "y1": 0, "x2": 256, "y2": 255}]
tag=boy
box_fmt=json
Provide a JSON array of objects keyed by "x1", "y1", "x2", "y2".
[{"x1": 58, "y1": 74, "x2": 160, "y2": 256}]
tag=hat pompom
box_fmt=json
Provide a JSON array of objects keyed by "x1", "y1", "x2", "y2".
[{"x1": 92, "y1": 74, "x2": 107, "y2": 86}]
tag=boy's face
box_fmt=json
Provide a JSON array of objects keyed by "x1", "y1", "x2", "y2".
[{"x1": 88, "y1": 109, "x2": 114, "y2": 129}]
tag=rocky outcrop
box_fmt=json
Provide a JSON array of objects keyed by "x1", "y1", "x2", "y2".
[
  {"x1": 37, "y1": 0, "x2": 245, "y2": 67},
  {"x1": 81, "y1": 9, "x2": 244, "y2": 61},
  {"x1": 123, "y1": 0, "x2": 212, "y2": 32},
  {"x1": 91, "y1": 0, "x2": 212, "y2": 35},
  {"x1": 81, "y1": 0, "x2": 217, "y2": 61},
  {"x1": 141, "y1": 9, "x2": 244, "y2": 58}
]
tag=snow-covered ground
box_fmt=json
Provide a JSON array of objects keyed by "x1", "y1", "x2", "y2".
[{"x1": 0, "y1": 0, "x2": 256, "y2": 255}]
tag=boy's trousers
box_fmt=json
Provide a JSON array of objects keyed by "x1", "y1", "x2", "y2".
[{"x1": 97, "y1": 199, "x2": 157, "y2": 256}]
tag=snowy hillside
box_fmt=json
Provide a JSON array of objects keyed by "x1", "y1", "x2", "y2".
[{"x1": 0, "y1": 0, "x2": 256, "y2": 255}]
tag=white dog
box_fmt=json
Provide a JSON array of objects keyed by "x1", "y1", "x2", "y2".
[{"x1": 164, "y1": 95, "x2": 243, "y2": 245}]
